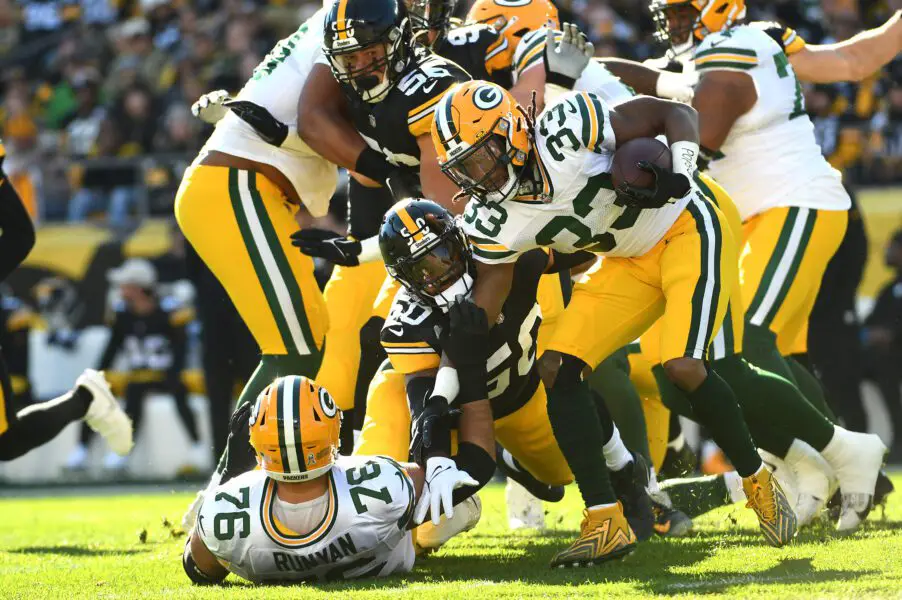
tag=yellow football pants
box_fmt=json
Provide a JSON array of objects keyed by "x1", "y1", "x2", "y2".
[
  {"x1": 316, "y1": 262, "x2": 388, "y2": 411},
  {"x1": 550, "y1": 196, "x2": 737, "y2": 368},
  {"x1": 356, "y1": 364, "x2": 573, "y2": 486},
  {"x1": 741, "y1": 206, "x2": 847, "y2": 354},
  {"x1": 175, "y1": 165, "x2": 327, "y2": 356}
]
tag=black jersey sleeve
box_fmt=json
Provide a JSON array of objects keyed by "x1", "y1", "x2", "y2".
[
  {"x1": 437, "y1": 23, "x2": 513, "y2": 87},
  {"x1": 403, "y1": 52, "x2": 472, "y2": 138},
  {"x1": 380, "y1": 289, "x2": 443, "y2": 374},
  {"x1": 346, "y1": 177, "x2": 396, "y2": 240}
]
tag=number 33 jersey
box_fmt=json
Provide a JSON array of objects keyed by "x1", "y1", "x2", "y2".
[
  {"x1": 196, "y1": 455, "x2": 416, "y2": 583},
  {"x1": 462, "y1": 91, "x2": 693, "y2": 263}
]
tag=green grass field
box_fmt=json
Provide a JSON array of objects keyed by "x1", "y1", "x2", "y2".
[{"x1": 2, "y1": 479, "x2": 902, "y2": 599}]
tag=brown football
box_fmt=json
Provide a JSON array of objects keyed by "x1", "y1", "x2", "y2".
[{"x1": 612, "y1": 137, "x2": 671, "y2": 191}]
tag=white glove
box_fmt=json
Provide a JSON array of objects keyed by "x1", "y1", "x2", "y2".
[
  {"x1": 414, "y1": 456, "x2": 479, "y2": 526},
  {"x1": 191, "y1": 90, "x2": 231, "y2": 124},
  {"x1": 544, "y1": 23, "x2": 594, "y2": 89},
  {"x1": 655, "y1": 71, "x2": 698, "y2": 104}
]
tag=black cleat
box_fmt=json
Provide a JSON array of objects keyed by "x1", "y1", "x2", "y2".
[
  {"x1": 652, "y1": 499, "x2": 693, "y2": 537},
  {"x1": 659, "y1": 443, "x2": 698, "y2": 480},
  {"x1": 610, "y1": 453, "x2": 655, "y2": 541},
  {"x1": 496, "y1": 444, "x2": 565, "y2": 503}
]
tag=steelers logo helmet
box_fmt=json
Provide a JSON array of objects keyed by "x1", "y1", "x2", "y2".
[
  {"x1": 324, "y1": 0, "x2": 413, "y2": 103},
  {"x1": 431, "y1": 81, "x2": 531, "y2": 204},
  {"x1": 405, "y1": 0, "x2": 458, "y2": 48},
  {"x1": 249, "y1": 376, "x2": 341, "y2": 482},
  {"x1": 379, "y1": 198, "x2": 475, "y2": 310}
]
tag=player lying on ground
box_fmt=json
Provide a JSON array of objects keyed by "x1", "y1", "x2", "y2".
[
  {"x1": 0, "y1": 140, "x2": 132, "y2": 462},
  {"x1": 371, "y1": 198, "x2": 658, "y2": 536},
  {"x1": 184, "y1": 374, "x2": 484, "y2": 585}
]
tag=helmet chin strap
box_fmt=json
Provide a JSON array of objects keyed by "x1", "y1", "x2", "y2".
[{"x1": 431, "y1": 273, "x2": 475, "y2": 312}]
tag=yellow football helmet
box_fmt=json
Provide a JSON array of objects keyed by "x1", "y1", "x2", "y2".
[
  {"x1": 467, "y1": 0, "x2": 560, "y2": 53},
  {"x1": 650, "y1": 0, "x2": 746, "y2": 48},
  {"x1": 431, "y1": 81, "x2": 531, "y2": 204},
  {"x1": 249, "y1": 376, "x2": 341, "y2": 482}
]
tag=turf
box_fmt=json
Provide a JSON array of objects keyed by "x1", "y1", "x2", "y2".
[{"x1": 2, "y1": 478, "x2": 902, "y2": 599}]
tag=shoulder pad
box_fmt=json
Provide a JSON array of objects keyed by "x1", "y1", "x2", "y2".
[
  {"x1": 749, "y1": 20, "x2": 806, "y2": 55},
  {"x1": 695, "y1": 26, "x2": 762, "y2": 73},
  {"x1": 403, "y1": 52, "x2": 472, "y2": 137}
]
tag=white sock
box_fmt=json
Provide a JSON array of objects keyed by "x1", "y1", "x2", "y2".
[
  {"x1": 819, "y1": 425, "x2": 850, "y2": 465},
  {"x1": 587, "y1": 503, "x2": 618, "y2": 511},
  {"x1": 501, "y1": 448, "x2": 520, "y2": 472},
  {"x1": 603, "y1": 426, "x2": 632, "y2": 471},
  {"x1": 667, "y1": 432, "x2": 686, "y2": 451},
  {"x1": 723, "y1": 471, "x2": 746, "y2": 503},
  {"x1": 648, "y1": 467, "x2": 660, "y2": 494}
]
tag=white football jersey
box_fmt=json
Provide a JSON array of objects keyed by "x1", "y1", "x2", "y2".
[
  {"x1": 694, "y1": 25, "x2": 849, "y2": 220},
  {"x1": 462, "y1": 91, "x2": 693, "y2": 263},
  {"x1": 197, "y1": 455, "x2": 416, "y2": 583},
  {"x1": 199, "y1": 8, "x2": 338, "y2": 217}
]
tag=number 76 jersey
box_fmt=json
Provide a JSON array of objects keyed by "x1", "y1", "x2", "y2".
[
  {"x1": 196, "y1": 455, "x2": 416, "y2": 583},
  {"x1": 462, "y1": 91, "x2": 693, "y2": 263}
]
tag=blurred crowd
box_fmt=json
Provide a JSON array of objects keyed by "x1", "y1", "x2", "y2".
[{"x1": 0, "y1": 0, "x2": 900, "y2": 228}]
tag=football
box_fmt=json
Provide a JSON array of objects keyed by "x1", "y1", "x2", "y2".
[{"x1": 611, "y1": 137, "x2": 671, "y2": 190}]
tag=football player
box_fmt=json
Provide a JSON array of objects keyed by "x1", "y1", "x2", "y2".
[
  {"x1": 431, "y1": 78, "x2": 804, "y2": 564},
  {"x1": 0, "y1": 141, "x2": 132, "y2": 462},
  {"x1": 184, "y1": 374, "x2": 480, "y2": 584},
  {"x1": 368, "y1": 199, "x2": 655, "y2": 538},
  {"x1": 650, "y1": 0, "x2": 890, "y2": 524}
]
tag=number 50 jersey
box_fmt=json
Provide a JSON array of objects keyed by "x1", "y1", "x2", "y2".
[
  {"x1": 197, "y1": 455, "x2": 415, "y2": 583},
  {"x1": 462, "y1": 91, "x2": 696, "y2": 263}
]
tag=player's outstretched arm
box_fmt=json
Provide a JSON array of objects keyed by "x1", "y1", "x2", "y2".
[
  {"x1": 601, "y1": 59, "x2": 696, "y2": 103},
  {"x1": 183, "y1": 530, "x2": 228, "y2": 585},
  {"x1": 790, "y1": 10, "x2": 902, "y2": 83},
  {"x1": 296, "y1": 64, "x2": 383, "y2": 187},
  {"x1": 691, "y1": 72, "x2": 756, "y2": 167}
]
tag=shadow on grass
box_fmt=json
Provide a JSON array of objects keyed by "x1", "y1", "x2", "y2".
[{"x1": 8, "y1": 545, "x2": 151, "y2": 557}]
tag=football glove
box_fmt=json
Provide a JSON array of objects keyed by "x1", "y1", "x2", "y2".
[
  {"x1": 223, "y1": 99, "x2": 289, "y2": 147},
  {"x1": 414, "y1": 456, "x2": 479, "y2": 525},
  {"x1": 617, "y1": 161, "x2": 690, "y2": 209},
  {"x1": 544, "y1": 23, "x2": 594, "y2": 90},
  {"x1": 410, "y1": 397, "x2": 461, "y2": 465},
  {"x1": 439, "y1": 299, "x2": 489, "y2": 403},
  {"x1": 290, "y1": 229, "x2": 362, "y2": 266},
  {"x1": 191, "y1": 90, "x2": 230, "y2": 124}
]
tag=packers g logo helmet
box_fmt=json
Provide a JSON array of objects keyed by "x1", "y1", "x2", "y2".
[
  {"x1": 650, "y1": 0, "x2": 746, "y2": 50},
  {"x1": 432, "y1": 81, "x2": 531, "y2": 204},
  {"x1": 249, "y1": 376, "x2": 341, "y2": 482},
  {"x1": 467, "y1": 0, "x2": 559, "y2": 51}
]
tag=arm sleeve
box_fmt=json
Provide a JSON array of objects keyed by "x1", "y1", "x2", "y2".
[{"x1": 98, "y1": 315, "x2": 126, "y2": 371}]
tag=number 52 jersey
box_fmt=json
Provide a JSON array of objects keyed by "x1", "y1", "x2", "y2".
[
  {"x1": 196, "y1": 455, "x2": 416, "y2": 583},
  {"x1": 462, "y1": 91, "x2": 696, "y2": 263}
]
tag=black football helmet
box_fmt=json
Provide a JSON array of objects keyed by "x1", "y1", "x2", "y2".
[
  {"x1": 379, "y1": 199, "x2": 475, "y2": 310},
  {"x1": 405, "y1": 0, "x2": 457, "y2": 48},
  {"x1": 324, "y1": 0, "x2": 414, "y2": 103}
]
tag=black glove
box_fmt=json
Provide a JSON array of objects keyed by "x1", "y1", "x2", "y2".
[
  {"x1": 616, "y1": 161, "x2": 690, "y2": 209},
  {"x1": 223, "y1": 99, "x2": 289, "y2": 147},
  {"x1": 410, "y1": 397, "x2": 461, "y2": 466},
  {"x1": 290, "y1": 228, "x2": 362, "y2": 266},
  {"x1": 439, "y1": 298, "x2": 490, "y2": 403}
]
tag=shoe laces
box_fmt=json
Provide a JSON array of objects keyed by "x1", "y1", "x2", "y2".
[{"x1": 746, "y1": 478, "x2": 777, "y2": 521}]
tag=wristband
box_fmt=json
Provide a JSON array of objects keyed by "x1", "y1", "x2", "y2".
[
  {"x1": 546, "y1": 71, "x2": 577, "y2": 90},
  {"x1": 355, "y1": 148, "x2": 393, "y2": 183},
  {"x1": 431, "y1": 366, "x2": 460, "y2": 405},
  {"x1": 358, "y1": 236, "x2": 382, "y2": 264},
  {"x1": 670, "y1": 140, "x2": 699, "y2": 178}
]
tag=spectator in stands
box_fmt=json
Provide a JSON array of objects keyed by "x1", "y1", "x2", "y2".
[
  {"x1": 65, "y1": 258, "x2": 206, "y2": 475},
  {"x1": 863, "y1": 230, "x2": 902, "y2": 460},
  {"x1": 153, "y1": 103, "x2": 201, "y2": 154},
  {"x1": 61, "y1": 69, "x2": 105, "y2": 158},
  {"x1": 867, "y1": 77, "x2": 902, "y2": 184}
]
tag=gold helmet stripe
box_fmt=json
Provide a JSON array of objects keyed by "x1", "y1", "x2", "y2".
[
  {"x1": 396, "y1": 205, "x2": 425, "y2": 242},
  {"x1": 336, "y1": 0, "x2": 350, "y2": 40}
]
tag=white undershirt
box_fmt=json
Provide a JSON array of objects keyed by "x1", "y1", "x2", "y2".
[{"x1": 272, "y1": 490, "x2": 329, "y2": 534}]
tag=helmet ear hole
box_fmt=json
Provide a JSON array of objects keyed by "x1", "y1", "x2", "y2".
[
  {"x1": 715, "y1": 2, "x2": 728, "y2": 13},
  {"x1": 312, "y1": 411, "x2": 322, "y2": 422}
]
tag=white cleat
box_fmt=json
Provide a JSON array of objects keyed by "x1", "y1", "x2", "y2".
[
  {"x1": 820, "y1": 428, "x2": 887, "y2": 531},
  {"x1": 78, "y1": 369, "x2": 133, "y2": 456},
  {"x1": 506, "y1": 478, "x2": 546, "y2": 531},
  {"x1": 784, "y1": 441, "x2": 831, "y2": 527}
]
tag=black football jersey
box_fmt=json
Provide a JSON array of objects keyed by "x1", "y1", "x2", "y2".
[
  {"x1": 99, "y1": 297, "x2": 193, "y2": 374},
  {"x1": 436, "y1": 23, "x2": 513, "y2": 88},
  {"x1": 344, "y1": 48, "x2": 470, "y2": 169},
  {"x1": 380, "y1": 249, "x2": 549, "y2": 419}
]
